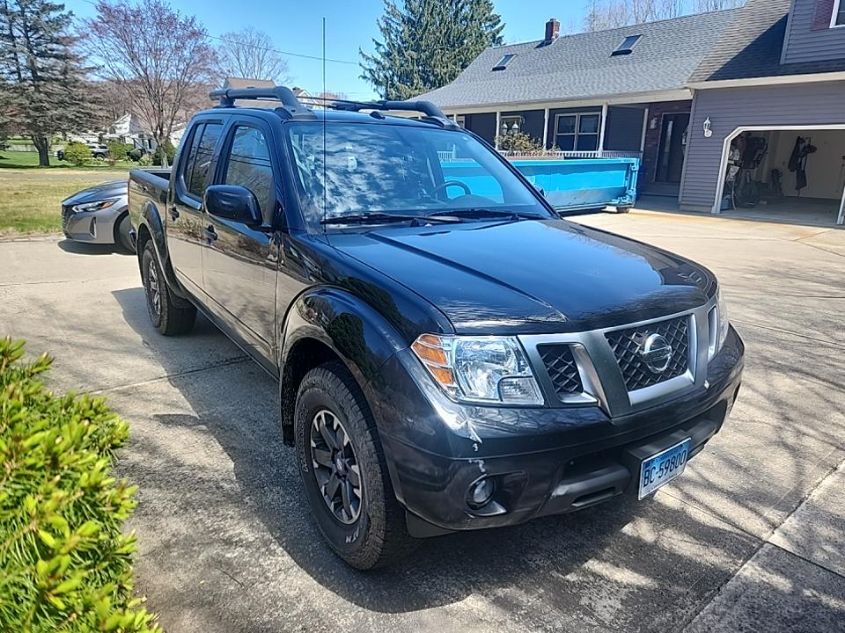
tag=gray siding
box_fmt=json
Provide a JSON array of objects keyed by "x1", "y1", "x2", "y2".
[
  {"x1": 782, "y1": 0, "x2": 845, "y2": 63},
  {"x1": 464, "y1": 113, "x2": 497, "y2": 144},
  {"x1": 681, "y1": 81, "x2": 845, "y2": 211},
  {"x1": 605, "y1": 106, "x2": 645, "y2": 152}
]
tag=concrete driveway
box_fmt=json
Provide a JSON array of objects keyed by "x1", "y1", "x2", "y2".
[{"x1": 0, "y1": 213, "x2": 843, "y2": 633}]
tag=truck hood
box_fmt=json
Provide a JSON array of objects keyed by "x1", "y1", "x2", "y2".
[
  {"x1": 329, "y1": 219, "x2": 715, "y2": 334},
  {"x1": 62, "y1": 180, "x2": 128, "y2": 206}
]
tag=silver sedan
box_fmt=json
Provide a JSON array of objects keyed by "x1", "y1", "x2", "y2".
[{"x1": 60, "y1": 179, "x2": 133, "y2": 252}]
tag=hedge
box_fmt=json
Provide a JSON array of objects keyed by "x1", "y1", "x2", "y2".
[{"x1": 0, "y1": 338, "x2": 161, "y2": 632}]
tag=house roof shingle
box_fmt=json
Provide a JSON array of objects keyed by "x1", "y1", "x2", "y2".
[
  {"x1": 690, "y1": 0, "x2": 845, "y2": 83},
  {"x1": 416, "y1": 9, "x2": 740, "y2": 109}
]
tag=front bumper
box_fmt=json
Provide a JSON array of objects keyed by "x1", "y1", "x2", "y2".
[
  {"x1": 61, "y1": 203, "x2": 127, "y2": 245},
  {"x1": 371, "y1": 327, "x2": 744, "y2": 536}
]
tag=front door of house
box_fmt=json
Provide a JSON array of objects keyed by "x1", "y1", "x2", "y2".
[{"x1": 656, "y1": 113, "x2": 690, "y2": 183}]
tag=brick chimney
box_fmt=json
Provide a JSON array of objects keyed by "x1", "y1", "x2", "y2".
[{"x1": 544, "y1": 18, "x2": 560, "y2": 44}]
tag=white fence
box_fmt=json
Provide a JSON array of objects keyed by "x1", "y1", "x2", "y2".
[{"x1": 497, "y1": 150, "x2": 643, "y2": 160}]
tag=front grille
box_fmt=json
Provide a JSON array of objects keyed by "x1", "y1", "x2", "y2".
[
  {"x1": 606, "y1": 316, "x2": 690, "y2": 391},
  {"x1": 538, "y1": 344, "x2": 583, "y2": 396}
]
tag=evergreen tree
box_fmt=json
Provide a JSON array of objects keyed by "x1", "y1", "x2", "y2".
[
  {"x1": 0, "y1": 0, "x2": 93, "y2": 166},
  {"x1": 360, "y1": 0, "x2": 504, "y2": 100}
]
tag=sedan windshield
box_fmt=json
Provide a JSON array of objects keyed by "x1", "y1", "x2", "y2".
[{"x1": 286, "y1": 121, "x2": 552, "y2": 227}]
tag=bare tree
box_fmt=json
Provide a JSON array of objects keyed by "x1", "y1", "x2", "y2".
[
  {"x1": 215, "y1": 27, "x2": 289, "y2": 84},
  {"x1": 85, "y1": 0, "x2": 216, "y2": 167},
  {"x1": 693, "y1": 0, "x2": 744, "y2": 10},
  {"x1": 584, "y1": 0, "x2": 743, "y2": 31}
]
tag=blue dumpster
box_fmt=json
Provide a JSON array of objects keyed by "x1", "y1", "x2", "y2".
[{"x1": 442, "y1": 157, "x2": 639, "y2": 213}]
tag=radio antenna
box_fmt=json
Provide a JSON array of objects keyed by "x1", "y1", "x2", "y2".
[{"x1": 322, "y1": 16, "x2": 327, "y2": 228}]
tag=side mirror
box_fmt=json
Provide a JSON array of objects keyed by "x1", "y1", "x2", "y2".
[{"x1": 204, "y1": 184, "x2": 262, "y2": 226}]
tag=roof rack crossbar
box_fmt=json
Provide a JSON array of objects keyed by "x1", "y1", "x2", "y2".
[
  {"x1": 209, "y1": 86, "x2": 303, "y2": 110},
  {"x1": 298, "y1": 96, "x2": 448, "y2": 120}
]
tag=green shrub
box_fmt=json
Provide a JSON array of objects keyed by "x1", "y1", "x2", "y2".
[
  {"x1": 151, "y1": 141, "x2": 175, "y2": 167},
  {"x1": 107, "y1": 142, "x2": 132, "y2": 163},
  {"x1": 62, "y1": 143, "x2": 92, "y2": 167},
  {"x1": 137, "y1": 153, "x2": 153, "y2": 167},
  {"x1": 0, "y1": 338, "x2": 161, "y2": 633},
  {"x1": 496, "y1": 131, "x2": 544, "y2": 153}
]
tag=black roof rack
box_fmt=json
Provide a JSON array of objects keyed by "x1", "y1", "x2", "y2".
[
  {"x1": 209, "y1": 86, "x2": 306, "y2": 111},
  {"x1": 208, "y1": 86, "x2": 456, "y2": 128}
]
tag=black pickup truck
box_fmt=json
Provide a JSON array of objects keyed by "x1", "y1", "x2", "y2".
[{"x1": 128, "y1": 87, "x2": 744, "y2": 570}]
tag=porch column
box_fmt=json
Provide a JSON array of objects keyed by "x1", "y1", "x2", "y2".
[
  {"x1": 838, "y1": 181, "x2": 845, "y2": 225},
  {"x1": 640, "y1": 107, "x2": 649, "y2": 153},
  {"x1": 542, "y1": 107, "x2": 550, "y2": 150},
  {"x1": 495, "y1": 111, "x2": 501, "y2": 149},
  {"x1": 598, "y1": 103, "x2": 609, "y2": 156}
]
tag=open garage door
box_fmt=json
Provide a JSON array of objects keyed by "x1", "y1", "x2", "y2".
[{"x1": 713, "y1": 125, "x2": 845, "y2": 226}]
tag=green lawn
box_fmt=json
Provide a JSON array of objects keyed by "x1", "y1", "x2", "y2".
[
  {"x1": 0, "y1": 149, "x2": 136, "y2": 170},
  {"x1": 0, "y1": 167, "x2": 129, "y2": 236}
]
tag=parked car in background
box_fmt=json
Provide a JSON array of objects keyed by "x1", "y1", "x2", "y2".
[
  {"x1": 56, "y1": 143, "x2": 109, "y2": 161},
  {"x1": 61, "y1": 180, "x2": 133, "y2": 252},
  {"x1": 129, "y1": 87, "x2": 744, "y2": 570}
]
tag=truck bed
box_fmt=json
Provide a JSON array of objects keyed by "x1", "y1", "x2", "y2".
[{"x1": 128, "y1": 168, "x2": 172, "y2": 228}]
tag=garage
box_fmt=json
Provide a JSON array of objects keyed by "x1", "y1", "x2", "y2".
[
  {"x1": 712, "y1": 125, "x2": 845, "y2": 225},
  {"x1": 678, "y1": 0, "x2": 845, "y2": 227}
]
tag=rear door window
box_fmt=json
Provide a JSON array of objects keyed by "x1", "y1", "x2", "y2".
[{"x1": 188, "y1": 123, "x2": 223, "y2": 198}]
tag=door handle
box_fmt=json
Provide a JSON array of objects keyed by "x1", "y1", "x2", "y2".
[
  {"x1": 205, "y1": 225, "x2": 218, "y2": 242},
  {"x1": 169, "y1": 206, "x2": 180, "y2": 220}
]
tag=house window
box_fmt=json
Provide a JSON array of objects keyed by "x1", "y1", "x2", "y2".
[
  {"x1": 500, "y1": 115, "x2": 524, "y2": 136},
  {"x1": 834, "y1": 0, "x2": 845, "y2": 26},
  {"x1": 455, "y1": 115, "x2": 466, "y2": 128},
  {"x1": 612, "y1": 34, "x2": 642, "y2": 56},
  {"x1": 554, "y1": 113, "x2": 601, "y2": 151},
  {"x1": 492, "y1": 54, "x2": 515, "y2": 71}
]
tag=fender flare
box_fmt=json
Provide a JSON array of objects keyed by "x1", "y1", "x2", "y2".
[
  {"x1": 136, "y1": 201, "x2": 190, "y2": 302},
  {"x1": 278, "y1": 287, "x2": 410, "y2": 442}
]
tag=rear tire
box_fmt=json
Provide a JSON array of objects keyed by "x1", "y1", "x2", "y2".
[
  {"x1": 141, "y1": 241, "x2": 196, "y2": 336},
  {"x1": 295, "y1": 361, "x2": 416, "y2": 570}
]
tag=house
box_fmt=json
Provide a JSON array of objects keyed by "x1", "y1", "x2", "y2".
[
  {"x1": 419, "y1": 0, "x2": 845, "y2": 225},
  {"x1": 415, "y1": 10, "x2": 740, "y2": 198},
  {"x1": 682, "y1": 0, "x2": 845, "y2": 224}
]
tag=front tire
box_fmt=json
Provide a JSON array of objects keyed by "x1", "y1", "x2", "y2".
[
  {"x1": 295, "y1": 362, "x2": 415, "y2": 570},
  {"x1": 617, "y1": 206, "x2": 632, "y2": 214},
  {"x1": 115, "y1": 213, "x2": 135, "y2": 254},
  {"x1": 141, "y1": 241, "x2": 196, "y2": 335}
]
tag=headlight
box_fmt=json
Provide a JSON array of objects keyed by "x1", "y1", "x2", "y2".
[
  {"x1": 411, "y1": 334, "x2": 543, "y2": 406},
  {"x1": 72, "y1": 198, "x2": 120, "y2": 213},
  {"x1": 708, "y1": 286, "x2": 730, "y2": 360}
]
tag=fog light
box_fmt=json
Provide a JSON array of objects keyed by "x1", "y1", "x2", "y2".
[{"x1": 467, "y1": 477, "x2": 495, "y2": 509}]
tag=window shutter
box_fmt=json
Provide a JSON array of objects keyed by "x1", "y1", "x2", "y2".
[{"x1": 812, "y1": 0, "x2": 836, "y2": 30}]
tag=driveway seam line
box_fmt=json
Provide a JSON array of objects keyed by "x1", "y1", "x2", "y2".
[
  {"x1": 86, "y1": 355, "x2": 251, "y2": 395},
  {"x1": 767, "y1": 541, "x2": 845, "y2": 581}
]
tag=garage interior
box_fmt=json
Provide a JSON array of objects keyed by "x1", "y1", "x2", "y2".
[{"x1": 719, "y1": 127, "x2": 845, "y2": 226}]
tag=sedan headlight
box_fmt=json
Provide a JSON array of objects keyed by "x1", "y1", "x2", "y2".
[
  {"x1": 72, "y1": 198, "x2": 120, "y2": 213},
  {"x1": 708, "y1": 286, "x2": 730, "y2": 360},
  {"x1": 411, "y1": 334, "x2": 543, "y2": 405}
]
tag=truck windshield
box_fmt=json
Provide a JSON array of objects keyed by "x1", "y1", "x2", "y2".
[{"x1": 286, "y1": 122, "x2": 551, "y2": 226}]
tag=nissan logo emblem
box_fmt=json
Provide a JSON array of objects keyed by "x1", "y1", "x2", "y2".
[{"x1": 641, "y1": 333, "x2": 673, "y2": 373}]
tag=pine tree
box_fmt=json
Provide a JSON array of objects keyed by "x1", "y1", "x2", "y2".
[
  {"x1": 0, "y1": 0, "x2": 93, "y2": 166},
  {"x1": 360, "y1": 0, "x2": 504, "y2": 100}
]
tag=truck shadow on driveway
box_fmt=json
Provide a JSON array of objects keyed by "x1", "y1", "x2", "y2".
[{"x1": 110, "y1": 286, "x2": 785, "y2": 628}]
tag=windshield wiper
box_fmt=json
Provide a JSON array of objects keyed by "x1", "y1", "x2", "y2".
[
  {"x1": 425, "y1": 208, "x2": 546, "y2": 221},
  {"x1": 320, "y1": 213, "x2": 460, "y2": 226}
]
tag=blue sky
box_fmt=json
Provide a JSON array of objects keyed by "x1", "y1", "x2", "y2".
[{"x1": 66, "y1": 0, "x2": 595, "y2": 99}]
